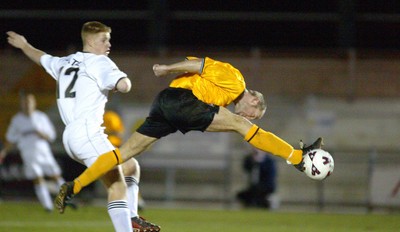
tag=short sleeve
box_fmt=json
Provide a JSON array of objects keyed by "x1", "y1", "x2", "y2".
[
  {"x1": 40, "y1": 54, "x2": 66, "y2": 81},
  {"x1": 87, "y1": 56, "x2": 127, "y2": 91}
]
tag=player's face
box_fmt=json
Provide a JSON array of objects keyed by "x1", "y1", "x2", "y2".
[
  {"x1": 21, "y1": 94, "x2": 36, "y2": 115},
  {"x1": 234, "y1": 93, "x2": 265, "y2": 120},
  {"x1": 89, "y1": 32, "x2": 111, "y2": 56},
  {"x1": 235, "y1": 103, "x2": 263, "y2": 120}
]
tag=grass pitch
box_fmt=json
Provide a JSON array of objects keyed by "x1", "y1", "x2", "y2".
[{"x1": 0, "y1": 201, "x2": 398, "y2": 232}]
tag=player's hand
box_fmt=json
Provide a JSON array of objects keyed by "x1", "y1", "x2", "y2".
[
  {"x1": 152, "y1": 64, "x2": 169, "y2": 77},
  {"x1": 6, "y1": 31, "x2": 28, "y2": 49}
]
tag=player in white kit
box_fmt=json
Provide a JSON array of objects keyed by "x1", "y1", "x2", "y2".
[
  {"x1": 0, "y1": 93, "x2": 65, "y2": 212},
  {"x1": 6, "y1": 21, "x2": 160, "y2": 232}
]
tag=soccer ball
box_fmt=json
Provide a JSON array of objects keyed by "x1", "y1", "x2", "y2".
[{"x1": 303, "y1": 149, "x2": 334, "y2": 180}]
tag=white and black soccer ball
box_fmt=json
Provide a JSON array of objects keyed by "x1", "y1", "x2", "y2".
[{"x1": 303, "y1": 149, "x2": 334, "y2": 180}]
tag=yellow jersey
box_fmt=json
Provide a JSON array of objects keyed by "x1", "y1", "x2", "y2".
[
  {"x1": 103, "y1": 110, "x2": 124, "y2": 147},
  {"x1": 169, "y1": 57, "x2": 246, "y2": 107}
]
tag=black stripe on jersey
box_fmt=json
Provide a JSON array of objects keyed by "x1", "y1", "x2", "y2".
[
  {"x1": 185, "y1": 57, "x2": 205, "y2": 74},
  {"x1": 199, "y1": 58, "x2": 205, "y2": 74}
]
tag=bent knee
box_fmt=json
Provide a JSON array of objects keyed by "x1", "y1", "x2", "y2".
[{"x1": 122, "y1": 158, "x2": 140, "y2": 177}]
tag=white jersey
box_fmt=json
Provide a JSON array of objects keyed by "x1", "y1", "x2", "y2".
[
  {"x1": 6, "y1": 110, "x2": 60, "y2": 179},
  {"x1": 40, "y1": 52, "x2": 127, "y2": 163},
  {"x1": 6, "y1": 110, "x2": 56, "y2": 152},
  {"x1": 40, "y1": 52, "x2": 127, "y2": 126}
]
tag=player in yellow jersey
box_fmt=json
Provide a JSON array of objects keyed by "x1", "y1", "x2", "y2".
[
  {"x1": 56, "y1": 57, "x2": 323, "y2": 212},
  {"x1": 103, "y1": 110, "x2": 125, "y2": 147}
]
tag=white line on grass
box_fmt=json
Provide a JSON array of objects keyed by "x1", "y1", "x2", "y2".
[{"x1": 0, "y1": 221, "x2": 111, "y2": 228}]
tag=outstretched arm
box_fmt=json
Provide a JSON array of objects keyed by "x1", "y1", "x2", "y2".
[
  {"x1": 153, "y1": 58, "x2": 203, "y2": 77},
  {"x1": 6, "y1": 31, "x2": 45, "y2": 66}
]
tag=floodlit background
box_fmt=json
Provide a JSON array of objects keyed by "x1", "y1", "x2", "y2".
[{"x1": 1, "y1": 1, "x2": 400, "y2": 230}]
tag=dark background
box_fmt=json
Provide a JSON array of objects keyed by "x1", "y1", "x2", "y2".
[{"x1": 1, "y1": 0, "x2": 400, "y2": 52}]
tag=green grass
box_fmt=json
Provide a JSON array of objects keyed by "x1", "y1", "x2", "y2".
[{"x1": 0, "y1": 201, "x2": 399, "y2": 232}]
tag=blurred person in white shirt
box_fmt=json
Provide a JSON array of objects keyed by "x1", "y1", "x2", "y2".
[{"x1": 0, "y1": 92, "x2": 64, "y2": 212}]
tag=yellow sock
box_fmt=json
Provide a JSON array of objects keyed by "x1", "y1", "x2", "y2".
[
  {"x1": 72, "y1": 148, "x2": 122, "y2": 194},
  {"x1": 244, "y1": 124, "x2": 303, "y2": 164}
]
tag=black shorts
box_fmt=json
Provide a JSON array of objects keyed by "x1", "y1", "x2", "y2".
[{"x1": 137, "y1": 88, "x2": 219, "y2": 138}]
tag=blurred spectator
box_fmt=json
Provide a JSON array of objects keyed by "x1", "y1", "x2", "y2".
[
  {"x1": 0, "y1": 93, "x2": 65, "y2": 212},
  {"x1": 237, "y1": 148, "x2": 278, "y2": 209},
  {"x1": 103, "y1": 109, "x2": 125, "y2": 148}
]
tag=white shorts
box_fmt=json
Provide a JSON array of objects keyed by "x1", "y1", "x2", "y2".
[
  {"x1": 63, "y1": 119, "x2": 115, "y2": 167},
  {"x1": 20, "y1": 150, "x2": 62, "y2": 180}
]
